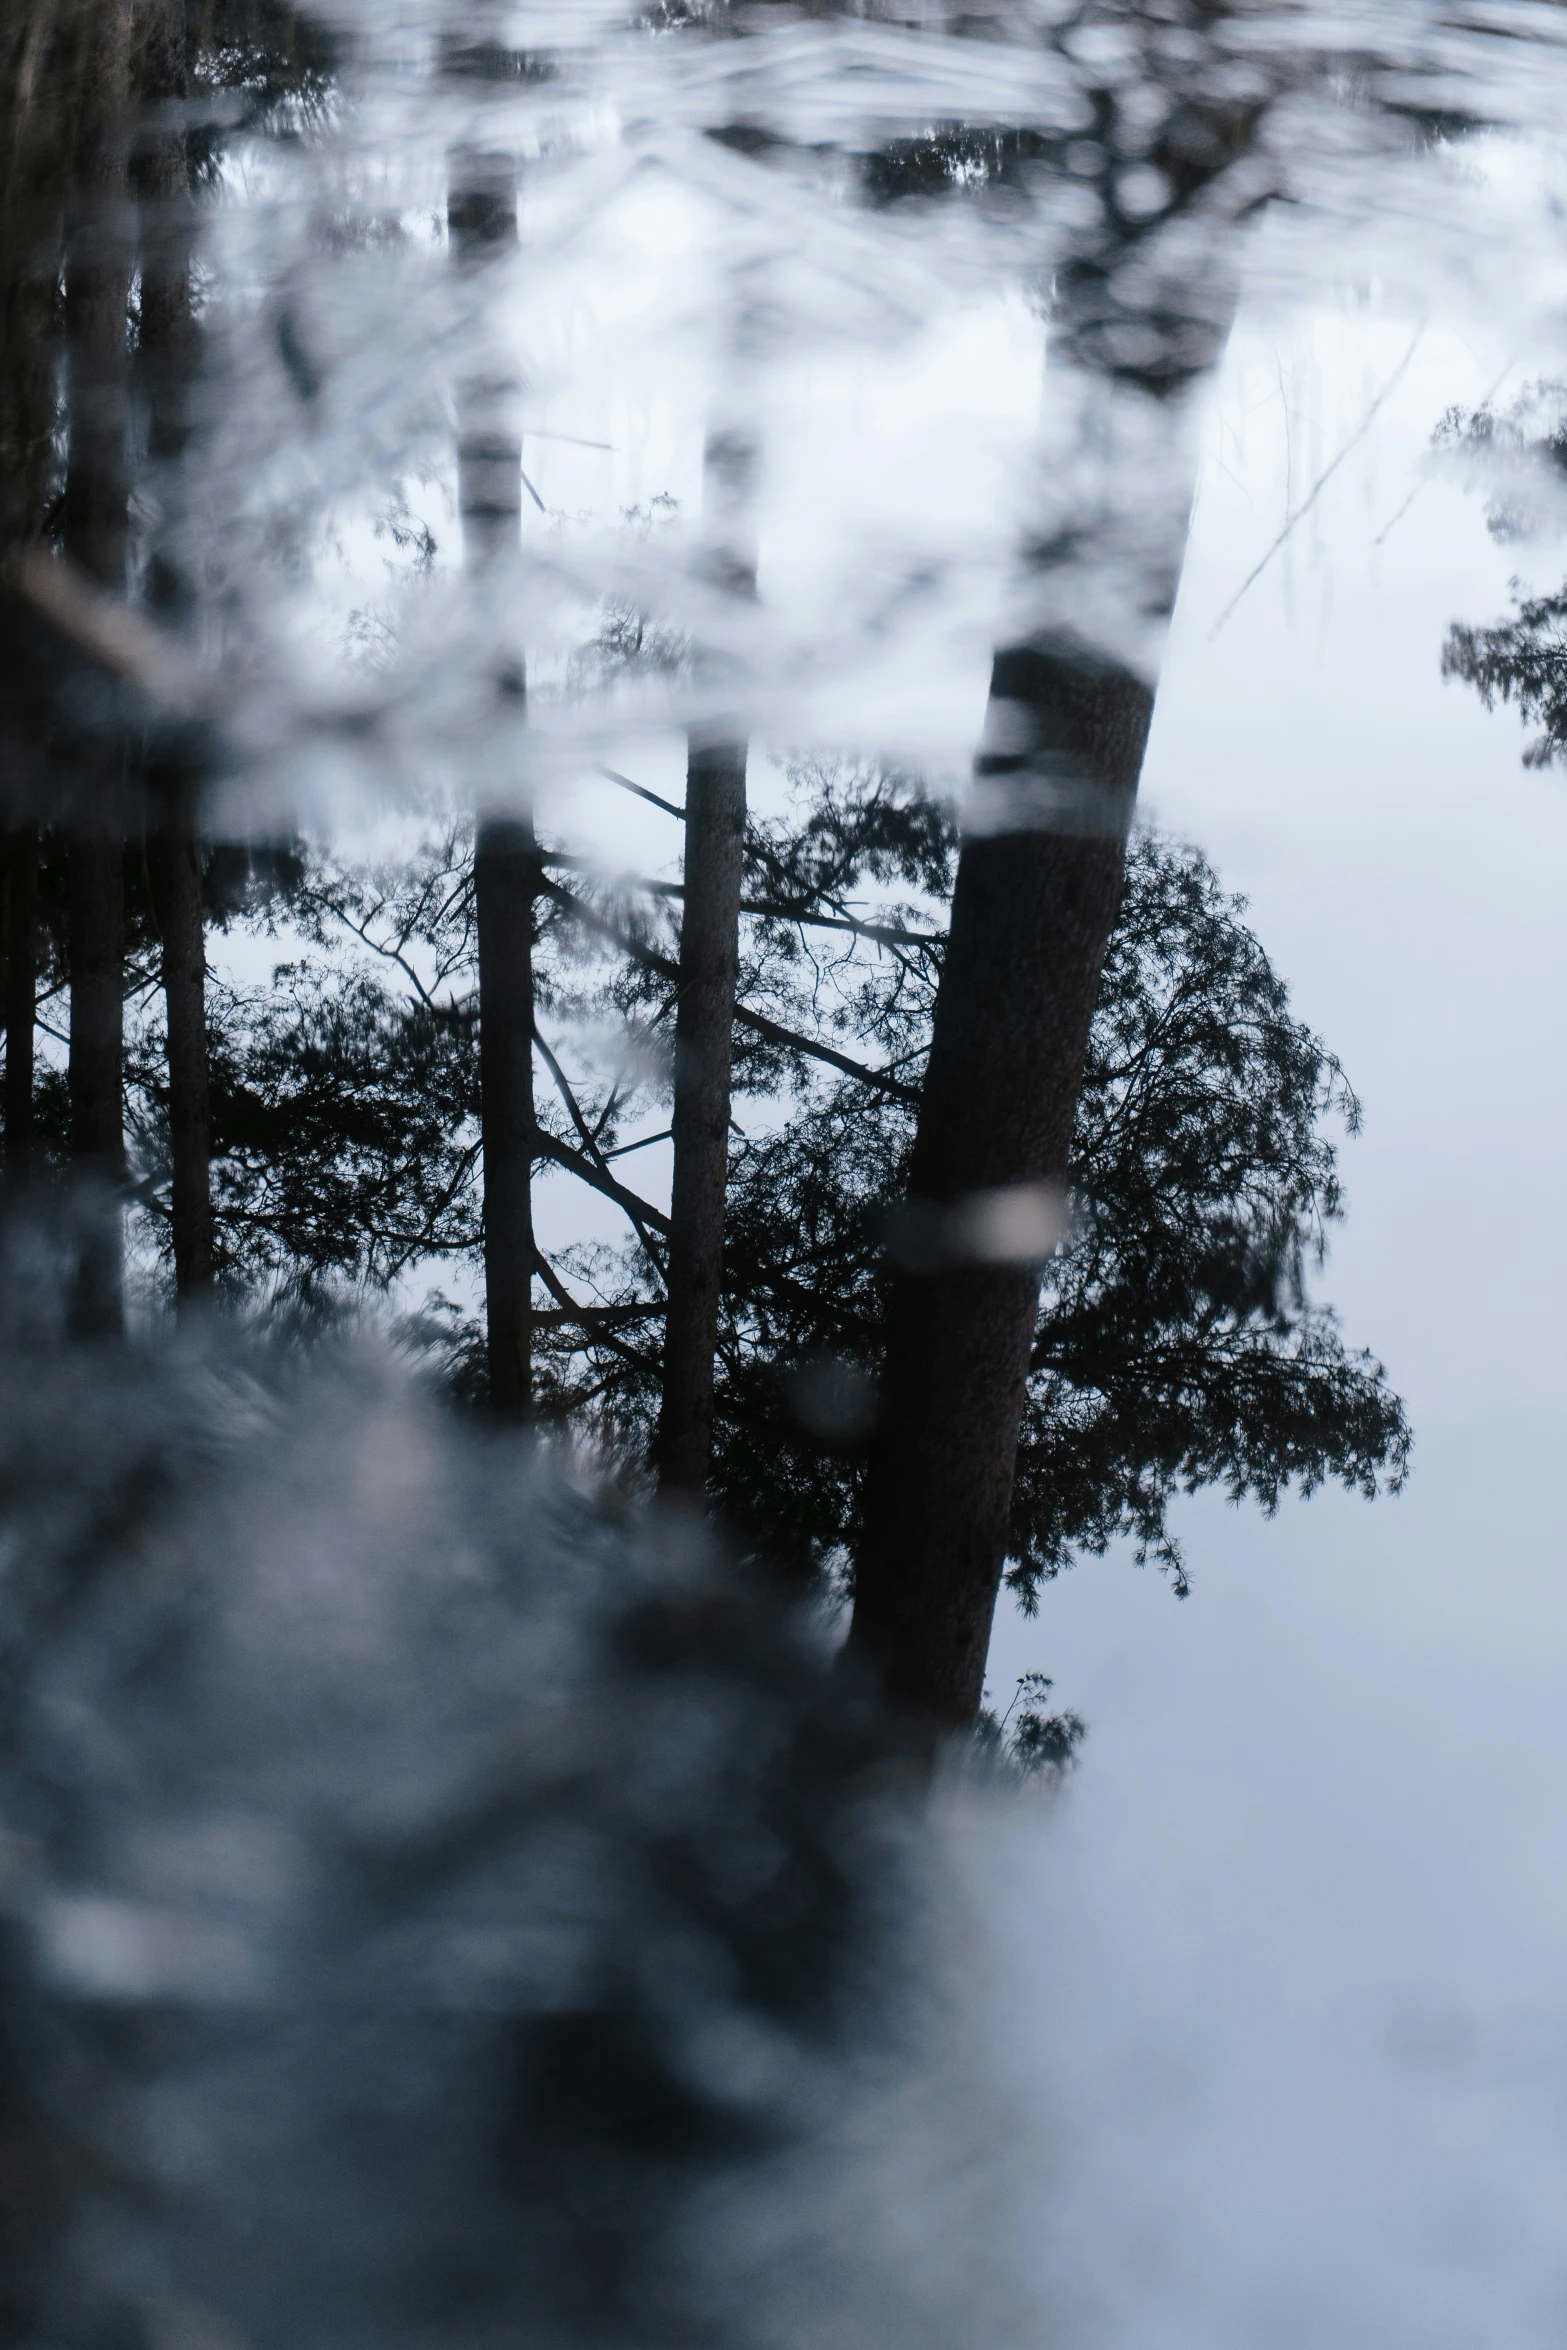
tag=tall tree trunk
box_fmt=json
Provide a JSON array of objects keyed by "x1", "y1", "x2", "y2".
[
  {"x1": 0, "y1": 8, "x2": 64, "y2": 1216},
  {"x1": 475, "y1": 818, "x2": 536, "y2": 1416},
  {"x1": 849, "y1": 640, "x2": 1154, "y2": 1734},
  {"x1": 68, "y1": 820, "x2": 126, "y2": 1336},
  {"x1": 655, "y1": 736, "x2": 747, "y2": 1496},
  {"x1": 449, "y1": 143, "x2": 537, "y2": 1418},
  {"x1": 138, "y1": 0, "x2": 213, "y2": 1307},
  {"x1": 844, "y1": 111, "x2": 1245, "y2": 1736},
  {"x1": 655, "y1": 427, "x2": 757, "y2": 1498},
  {"x1": 2, "y1": 827, "x2": 37, "y2": 1194},
  {"x1": 149, "y1": 801, "x2": 212, "y2": 1300},
  {"x1": 0, "y1": 5, "x2": 65, "y2": 577},
  {"x1": 63, "y1": 0, "x2": 131, "y2": 1341},
  {"x1": 61, "y1": 11, "x2": 129, "y2": 590}
]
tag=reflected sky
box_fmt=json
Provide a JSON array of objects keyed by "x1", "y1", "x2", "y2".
[{"x1": 988, "y1": 301, "x2": 1567, "y2": 2346}]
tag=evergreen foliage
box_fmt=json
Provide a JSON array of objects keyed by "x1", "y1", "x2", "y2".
[
  {"x1": 125, "y1": 772, "x2": 1407, "y2": 1595},
  {"x1": 1440, "y1": 382, "x2": 1567, "y2": 765}
]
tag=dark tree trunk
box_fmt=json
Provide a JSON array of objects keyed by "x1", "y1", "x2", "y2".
[
  {"x1": 654, "y1": 426, "x2": 757, "y2": 1498},
  {"x1": 449, "y1": 144, "x2": 536, "y2": 1418},
  {"x1": 0, "y1": 6, "x2": 63, "y2": 1213},
  {"x1": 133, "y1": 0, "x2": 196, "y2": 483},
  {"x1": 848, "y1": 638, "x2": 1154, "y2": 1736},
  {"x1": 68, "y1": 824, "x2": 126, "y2": 1336},
  {"x1": 838, "y1": 54, "x2": 1261, "y2": 1741},
  {"x1": 655, "y1": 736, "x2": 747, "y2": 1497},
  {"x1": 475, "y1": 818, "x2": 538, "y2": 1416},
  {"x1": 138, "y1": 0, "x2": 213, "y2": 1307},
  {"x1": 61, "y1": 3, "x2": 129, "y2": 596},
  {"x1": 0, "y1": 38, "x2": 64, "y2": 577},
  {"x1": 2, "y1": 828, "x2": 38, "y2": 1192},
  {"x1": 63, "y1": 0, "x2": 131, "y2": 1340},
  {"x1": 149, "y1": 805, "x2": 213, "y2": 1301}
]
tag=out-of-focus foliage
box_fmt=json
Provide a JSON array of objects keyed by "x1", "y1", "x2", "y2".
[{"x1": 0, "y1": 1316, "x2": 990, "y2": 2350}]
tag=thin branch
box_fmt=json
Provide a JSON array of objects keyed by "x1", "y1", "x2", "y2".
[
  {"x1": 533, "y1": 1247, "x2": 661, "y2": 1373},
  {"x1": 535, "y1": 1127, "x2": 672, "y2": 1238},
  {"x1": 603, "y1": 1128, "x2": 671, "y2": 1159},
  {"x1": 534, "y1": 1022, "x2": 668, "y2": 1273},
  {"x1": 598, "y1": 766, "x2": 685, "y2": 822},
  {"x1": 533, "y1": 1302, "x2": 663, "y2": 1328},
  {"x1": 541, "y1": 877, "x2": 923, "y2": 1105},
  {"x1": 588, "y1": 1077, "x2": 626, "y2": 1148},
  {"x1": 733, "y1": 1004, "x2": 921, "y2": 1104},
  {"x1": 302, "y1": 888, "x2": 440, "y2": 1010},
  {"x1": 1210, "y1": 322, "x2": 1426, "y2": 639},
  {"x1": 547, "y1": 853, "x2": 940, "y2": 951}
]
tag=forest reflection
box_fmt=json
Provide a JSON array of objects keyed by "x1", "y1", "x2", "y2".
[{"x1": 2, "y1": 2, "x2": 1566, "y2": 2344}]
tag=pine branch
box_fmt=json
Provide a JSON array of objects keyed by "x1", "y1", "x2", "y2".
[
  {"x1": 532, "y1": 1302, "x2": 663, "y2": 1328},
  {"x1": 532, "y1": 1247, "x2": 662, "y2": 1374}
]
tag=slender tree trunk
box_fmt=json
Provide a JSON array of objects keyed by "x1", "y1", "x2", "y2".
[
  {"x1": 655, "y1": 427, "x2": 757, "y2": 1498},
  {"x1": 842, "y1": 116, "x2": 1244, "y2": 1734},
  {"x1": 61, "y1": 15, "x2": 129, "y2": 591},
  {"x1": 0, "y1": 8, "x2": 64, "y2": 577},
  {"x1": 149, "y1": 802, "x2": 212, "y2": 1300},
  {"x1": 655, "y1": 736, "x2": 747, "y2": 1495},
  {"x1": 449, "y1": 143, "x2": 537, "y2": 1418},
  {"x1": 134, "y1": 0, "x2": 196, "y2": 548},
  {"x1": 475, "y1": 819, "x2": 537, "y2": 1415},
  {"x1": 848, "y1": 640, "x2": 1153, "y2": 1734},
  {"x1": 2, "y1": 827, "x2": 37, "y2": 1193},
  {"x1": 138, "y1": 0, "x2": 213, "y2": 1307},
  {"x1": 68, "y1": 821, "x2": 126, "y2": 1335},
  {"x1": 63, "y1": 0, "x2": 131, "y2": 1340},
  {"x1": 0, "y1": 7, "x2": 63, "y2": 1217}
]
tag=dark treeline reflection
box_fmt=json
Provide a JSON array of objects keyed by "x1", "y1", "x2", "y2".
[{"x1": 0, "y1": 0, "x2": 1549, "y2": 2330}]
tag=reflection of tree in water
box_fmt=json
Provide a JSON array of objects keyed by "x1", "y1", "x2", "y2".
[
  {"x1": 13, "y1": 0, "x2": 1567, "y2": 2337},
  {"x1": 1441, "y1": 383, "x2": 1567, "y2": 765},
  {"x1": 154, "y1": 772, "x2": 1406, "y2": 1621},
  {"x1": 606, "y1": 813, "x2": 1408, "y2": 1610}
]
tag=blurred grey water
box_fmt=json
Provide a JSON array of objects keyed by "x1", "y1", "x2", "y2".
[{"x1": 0, "y1": 1310, "x2": 1045, "y2": 2350}]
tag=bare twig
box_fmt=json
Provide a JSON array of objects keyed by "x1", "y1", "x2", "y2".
[
  {"x1": 1210, "y1": 323, "x2": 1426, "y2": 639},
  {"x1": 598, "y1": 766, "x2": 685, "y2": 822}
]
